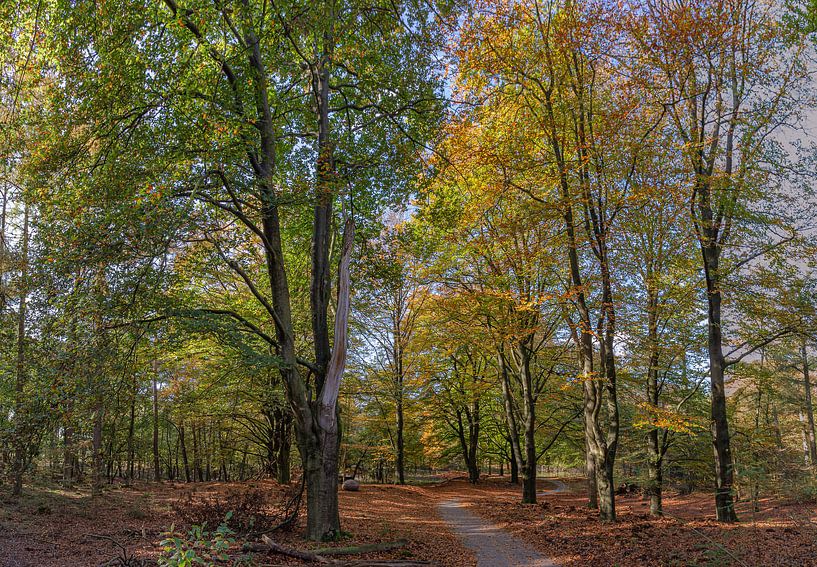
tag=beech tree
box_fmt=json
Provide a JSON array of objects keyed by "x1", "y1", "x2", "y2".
[
  {"x1": 629, "y1": 0, "x2": 813, "y2": 521},
  {"x1": 37, "y1": 0, "x2": 444, "y2": 539}
]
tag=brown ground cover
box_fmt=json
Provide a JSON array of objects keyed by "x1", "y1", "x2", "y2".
[
  {"x1": 460, "y1": 477, "x2": 817, "y2": 567},
  {"x1": 1, "y1": 475, "x2": 815, "y2": 566}
]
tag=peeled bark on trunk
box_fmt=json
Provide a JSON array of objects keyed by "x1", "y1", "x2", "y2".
[
  {"x1": 298, "y1": 218, "x2": 355, "y2": 540},
  {"x1": 165, "y1": 0, "x2": 349, "y2": 538}
]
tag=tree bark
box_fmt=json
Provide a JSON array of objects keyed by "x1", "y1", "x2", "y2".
[
  {"x1": 91, "y1": 401, "x2": 104, "y2": 497},
  {"x1": 396, "y1": 396, "x2": 405, "y2": 485},
  {"x1": 801, "y1": 337, "x2": 817, "y2": 466},
  {"x1": 584, "y1": 426, "x2": 598, "y2": 509},
  {"x1": 276, "y1": 408, "x2": 292, "y2": 484},
  {"x1": 152, "y1": 362, "x2": 161, "y2": 482},
  {"x1": 646, "y1": 285, "x2": 663, "y2": 516},
  {"x1": 498, "y1": 350, "x2": 523, "y2": 485},
  {"x1": 519, "y1": 344, "x2": 537, "y2": 504},
  {"x1": 179, "y1": 422, "x2": 191, "y2": 482},
  {"x1": 702, "y1": 245, "x2": 738, "y2": 522},
  {"x1": 164, "y1": 0, "x2": 351, "y2": 539},
  {"x1": 11, "y1": 206, "x2": 28, "y2": 497}
]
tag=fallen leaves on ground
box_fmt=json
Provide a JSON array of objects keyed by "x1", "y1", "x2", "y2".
[{"x1": 2, "y1": 474, "x2": 816, "y2": 566}]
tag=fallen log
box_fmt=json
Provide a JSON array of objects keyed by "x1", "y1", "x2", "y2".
[
  {"x1": 326, "y1": 562, "x2": 433, "y2": 566},
  {"x1": 244, "y1": 535, "x2": 433, "y2": 566},
  {"x1": 312, "y1": 539, "x2": 408, "y2": 556},
  {"x1": 244, "y1": 535, "x2": 329, "y2": 562}
]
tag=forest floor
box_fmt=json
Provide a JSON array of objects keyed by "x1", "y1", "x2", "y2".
[{"x1": 1, "y1": 475, "x2": 816, "y2": 566}]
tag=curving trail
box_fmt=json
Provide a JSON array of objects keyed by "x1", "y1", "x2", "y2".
[{"x1": 438, "y1": 479, "x2": 566, "y2": 567}]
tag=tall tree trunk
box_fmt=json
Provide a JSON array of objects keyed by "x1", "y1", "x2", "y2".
[
  {"x1": 394, "y1": 307, "x2": 406, "y2": 485},
  {"x1": 468, "y1": 397, "x2": 480, "y2": 483},
  {"x1": 11, "y1": 205, "x2": 28, "y2": 497},
  {"x1": 165, "y1": 0, "x2": 350, "y2": 539},
  {"x1": 509, "y1": 452, "x2": 519, "y2": 484},
  {"x1": 703, "y1": 247, "x2": 738, "y2": 522},
  {"x1": 396, "y1": 396, "x2": 405, "y2": 485},
  {"x1": 455, "y1": 407, "x2": 480, "y2": 484},
  {"x1": 152, "y1": 362, "x2": 161, "y2": 482},
  {"x1": 646, "y1": 286, "x2": 663, "y2": 516},
  {"x1": 192, "y1": 425, "x2": 202, "y2": 482},
  {"x1": 63, "y1": 420, "x2": 74, "y2": 489},
  {"x1": 498, "y1": 350, "x2": 523, "y2": 485},
  {"x1": 127, "y1": 375, "x2": 136, "y2": 486},
  {"x1": 179, "y1": 422, "x2": 191, "y2": 482},
  {"x1": 519, "y1": 344, "x2": 537, "y2": 504},
  {"x1": 277, "y1": 413, "x2": 291, "y2": 484},
  {"x1": 550, "y1": 99, "x2": 615, "y2": 519},
  {"x1": 91, "y1": 401, "x2": 104, "y2": 497},
  {"x1": 585, "y1": 427, "x2": 598, "y2": 509},
  {"x1": 801, "y1": 337, "x2": 817, "y2": 466}
]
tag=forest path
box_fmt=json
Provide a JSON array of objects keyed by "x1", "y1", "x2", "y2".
[
  {"x1": 438, "y1": 480, "x2": 564, "y2": 567},
  {"x1": 538, "y1": 478, "x2": 568, "y2": 497}
]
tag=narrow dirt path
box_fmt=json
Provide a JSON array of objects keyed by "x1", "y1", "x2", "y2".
[{"x1": 438, "y1": 481, "x2": 563, "y2": 567}]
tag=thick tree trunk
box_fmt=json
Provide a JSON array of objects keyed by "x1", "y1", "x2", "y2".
[
  {"x1": 299, "y1": 218, "x2": 354, "y2": 540},
  {"x1": 277, "y1": 409, "x2": 292, "y2": 484},
  {"x1": 519, "y1": 345, "x2": 537, "y2": 504},
  {"x1": 509, "y1": 452, "x2": 519, "y2": 484},
  {"x1": 585, "y1": 425, "x2": 598, "y2": 509},
  {"x1": 647, "y1": 429, "x2": 663, "y2": 516},
  {"x1": 703, "y1": 251, "x2": 738, "y2": 522},
  {"x1": 165, "y1": 0, "x2": 348, "y2": 538},
  {"x1": 299, "y1": 412, "x2": 341, "y2": 540}
]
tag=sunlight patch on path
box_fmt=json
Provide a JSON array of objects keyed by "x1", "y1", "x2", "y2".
[
  {"x1": 438, "y1": 499, "x2": 558, "y2": 567},
  {"x1": 537, "y1": 479, "x2": 568, "y2": 498}
]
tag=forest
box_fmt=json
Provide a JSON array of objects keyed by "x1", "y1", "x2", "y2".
[{"x1": 1, "y1": 0, "x2": 817, "y2": 565}]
